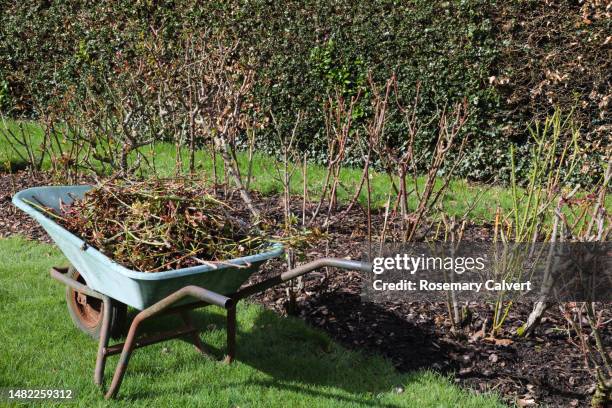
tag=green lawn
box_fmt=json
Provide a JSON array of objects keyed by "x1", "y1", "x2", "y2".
[
  {"x1": 3, "y1": 120, "x2": 610, "y2": 224},
  {"x1": 0, "y1": 121, "x2": 612, "y2": 223},
  {"x1": 0, "y1": 236, "x2": 504, "y2": 407},
  {"x1": 0, "y1": 120, "x2": 516, "y2": 221},
  {"x1": 150, "y1": 144, "x2": 517, "y2": 221}
]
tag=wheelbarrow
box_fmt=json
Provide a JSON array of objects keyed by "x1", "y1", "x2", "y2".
[{"x1": 13, "y1": 186, "x2": 370, "y2": 399}]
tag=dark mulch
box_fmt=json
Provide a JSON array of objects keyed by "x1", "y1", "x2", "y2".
[
  {"x1": 247, "y1": 194, "x2": 607, "y2": 407},
  {"x1": 0, "y1": 171, "x2": 54, "y2": 243},
  {"x1": 253, "y1": 282, "x2": 600, "y2": 407},
  {"x1": 2, "y1": 170, "x2": 607, "y2": 407}
]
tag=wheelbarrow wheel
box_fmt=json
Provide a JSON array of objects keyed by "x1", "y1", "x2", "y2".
[{"x1": 65, "y1": 266, "x2": 127, "y2": 339}]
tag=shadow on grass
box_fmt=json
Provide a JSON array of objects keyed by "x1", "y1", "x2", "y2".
[
  {"x1": 297, "y1": 291, "x2": 454, "y2": 373},
  {"x1": 114, "y1": 300, "x2": 444, "y2": 406}
]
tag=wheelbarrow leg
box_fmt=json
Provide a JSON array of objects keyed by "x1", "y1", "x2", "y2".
[
  {"x1": 104, "y1": 315, "x2": 143, "y2": 400},
  {"x1": 224, "y1": 305, "x2": 236, "y2": 364},
  {"x1": 94, "y1": 296, "x2": 112, "y2": 387},
  {"x1": 104, "y1": 286, "x2": 233, "y2": 399},
  {"x1": 180, "y1": 311, "x2": 205, "y2": 354}
]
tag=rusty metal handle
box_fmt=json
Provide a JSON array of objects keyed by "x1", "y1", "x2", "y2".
[
  {"x1": 280, "y1": 258, "x2": 371, "y2": 281},
  {"x1": 50, "y1": 266, "x2": 107, "y2": 300},
  {"x1": 144, "y1": 285, "x2": 233, "y2": 312},
  {"x1": 235, "y1": 258, "x2": 371, "y2": 300}
]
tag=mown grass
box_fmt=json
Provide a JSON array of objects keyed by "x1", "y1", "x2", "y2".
[
  {"x1": 1, "y1": 120, "x2": 609, "y2": 224},
  {"x1": 0, "y1": 120, "x2": 517, "y2": 221},
  {"x1": 143, "y1": 143, "x2": 520, "y2": 221},
  {"x1": 0, "y1": 236, "x2": 504, "y2": 407}
]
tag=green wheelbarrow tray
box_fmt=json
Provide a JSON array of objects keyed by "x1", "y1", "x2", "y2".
[
  {"x1": 12, "y1": 185, "x2": 371, "y2": 400},
  {"x1": 12, "y1": 185, "x2": 284, "y2": 310}
]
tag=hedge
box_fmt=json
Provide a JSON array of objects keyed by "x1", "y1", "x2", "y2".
[{"x1": 0, "y1": 0, "x2": 608, "y2": 183}]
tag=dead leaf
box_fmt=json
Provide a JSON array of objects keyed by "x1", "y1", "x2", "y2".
[
  {"x1": 517, "y1": 398, "x2": 536, "y2": 407},
  {"x1": 484, "y1": 337, "x2": 514, "y2": 346},
  {"x1": 470, "y1": 328, "x2": 485, "y2": 342}
]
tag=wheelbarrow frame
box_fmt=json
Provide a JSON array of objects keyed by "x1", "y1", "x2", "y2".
[
  {"x1": 50, "y1": 258, "x2": 370, "y2": 399},
  {"x1": 12, "y1": 185, "x2": 372, "y2": 399}
]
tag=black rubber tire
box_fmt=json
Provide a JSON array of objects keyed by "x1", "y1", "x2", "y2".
[{"x1": 65, "y1": 266, "x2": 127, "y2": 339}]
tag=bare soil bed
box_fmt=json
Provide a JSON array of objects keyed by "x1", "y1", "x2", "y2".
[{"x1": 3, "y1": 171, "x2": 608, "y2": 407}]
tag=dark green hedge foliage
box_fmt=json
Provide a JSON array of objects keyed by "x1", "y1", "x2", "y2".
[{"x1": 0, "y1": 0, "x2": 608, "y2": 183}]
